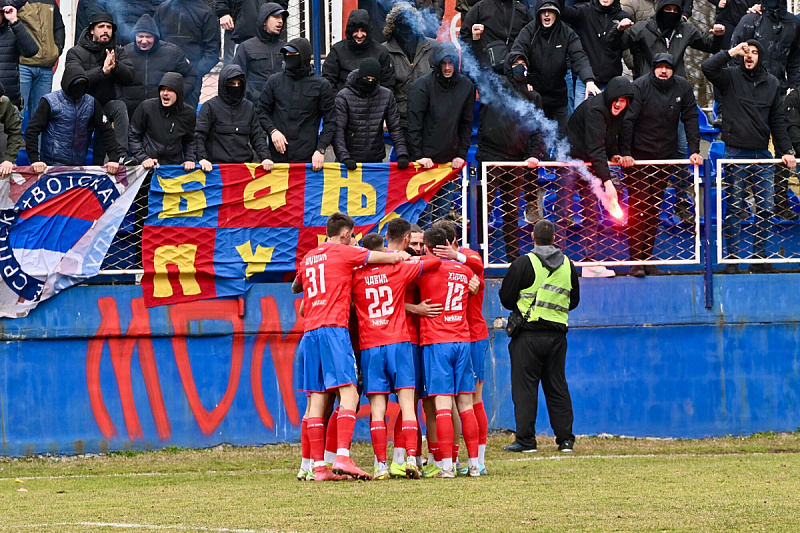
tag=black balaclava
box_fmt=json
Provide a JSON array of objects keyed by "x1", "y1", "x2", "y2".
[
  {"x1": 227, "y1": 81, "x2": 245, "y2": 102},
  {"x1": 656, "y1": 3, "x2": 682, "y2": 33},
  {"x1": 357, "y1": 57, "x2": 381, "y2": 96},
  {"x1": 511, "y1": 63, "x2": 527, "y2": 82},
  {"x1": 650, "y1": 52, "x2": 676, "y2": 91},
  {"x1": 282, "y1": 38, "x2": 312, "y2": 77},
  {"x1": 67, "y1": 78, "x2": 89, "y2": 100}
]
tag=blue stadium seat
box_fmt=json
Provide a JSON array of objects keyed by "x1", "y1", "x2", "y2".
[{"x1": 697, "y1": 104, "x2": 719, "y2": 143}]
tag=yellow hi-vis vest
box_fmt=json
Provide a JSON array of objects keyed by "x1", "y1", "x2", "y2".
[{"x1": 517, "y1": 253, "x2": 572, "y2": 326}]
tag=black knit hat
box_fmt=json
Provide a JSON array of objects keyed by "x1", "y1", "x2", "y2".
[
  {"x1": 358, "y1": 58, "x2": 381, "y2": 79},
  {"x1": 88, "y1": 12, "x2": 116, "y2": 33}
]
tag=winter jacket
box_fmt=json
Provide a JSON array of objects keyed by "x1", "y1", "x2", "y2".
[
  {"x1": 232, "y1": 2, "x2": 286, "y2": 102},
  {"x1": 476, "y1": 59, "x2": 544, "y2": 162},
  {"x1": 619, "y1": 71, "x2": 700, "y2": 158},
  {"x1": 620, "y1": 0, "x2": 693, "y2": 22},
  {"x1": 65, "y1": 28, "x2": 136, "y2": 105},
  {"x1": 509, "y1": 14, "x2": 595, "y2": 110},
  {"x1": 459, "y1": 0, "x2": 533, "y2": 70},
  {"x1": 609, "y1": 0, "x2": 722, "y2": 79},
  {"x1": 18, "y1": 0, "x2": 65, "y2": 69},
  {"x1": 154, "y1": 0, "x2": 221, "y2": 78},
  {"x1": 77, "y1": 0, "x2": 163, "y2": 45},
  {"x1": 25, "y1": 65, "x2": 120, "y2": 164},
  {"x1": 256, "y1": 37, "x2": 336, "y2": 162},
  {"x1": 196, "y1": 64, "x2": 271, "y2": 163},
  {"x1": 406, "y1": 42, "x2": 475, "y2": 162},
  {"x1": 0, "y1": 18, "x2": 39, "y2": 108},
  {"x1": 0, "y1": 82, "x2": 22, "y2": 162},
  {"x1": 559, "y1": 0, "x2": 632, "y2": 85},
  {"x1": 119, "y1": 15, "x2": 198, "y2": 116},
  {"x1": 702, "y1": 46, "x2": 793, "y2": 155},
  {"x1": 708, "y1": 0, "x2": 758, "y2": 27},
  {"x1": 730, "y1": 2, "x2": 800, "y2": 90},
  {"x1": 333, "y1": 70, "x2": 407, "y2": 163},
  {"x1": 214, "y1": 0, "x2": 288, "y2": 44},
  {"x1": 129, "y1": 71, "x2": 197, "y2": 164},
  {"x1": 783, "y1": 88, "x2": 800, "y2": 148},
  {"x1": 566, "y1": 76, "x2": 634, "y2": 183},
  {"x1": 321, "y1": 9, "x2": 395, "y2": 92}
]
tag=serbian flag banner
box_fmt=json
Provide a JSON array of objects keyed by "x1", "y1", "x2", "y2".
[
  {"x1": 0, "y1": 166, "x2": 147, "y2": 318},
  {"x1": 142, "y1": 162, "x2": 461, "y2": 307}
]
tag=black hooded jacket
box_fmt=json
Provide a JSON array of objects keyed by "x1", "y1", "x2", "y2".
[
  {"x1": 333, "y1": 69, "x2": 407, "y2": 163},
  {"x1": 321, "y1": 9, "x2": 395, "y2": 92},
  {"x1": 0, "y1": 16, "x2": 39, "y2": 108},
  {"x1": 0, "y1": 80, "x2": 22, "y2": 163},
  {"x1": 730, "y1": 0, "x2": 800, "y2": 91},
  {"x1": 119, "y1": 15, "x2": 199, "y2": 116},
  {"x1": 619, "y1": 58, "x2": 700, "y2": 158},
  {"x1": 129, "y1": 71, "x2": 197, "y2": 164},
  {"x1": 702, "y1": 42, "x2": 793, "y2": 155},
  {"x1": 783, "y1": 87, "x2": 800, "y2": 148},
  {"x1": 609, "y1": 0, "x2": 723, "y2": 79},
  {"x1": 154, "y1": 0, "x2": 221, "y2": 79},
  {"x1": 406, "y1": 42, "x2": 475, "y2": 162},
  {"x1": 233, "y1": 2, "x2": 287, "y2": 102},
  {"x1": 459, "y1": 0, "x2": 533, "y2": 70},
  {"x1": 559, "y1": 0, "x2": 633, "y2": 85},
  {"x1": 509, "y1": 6, "x2": 595, "y2": 110},
  {"x1": 214, "y1": 0, "x2": 288, "y2": 44},
  {"x1": 477, "y1": 56, "x2": 545, "y2": 162},
  {"x1": 196, "y1": 64, "x2": 271, "y2": 163},
  {"x1": 256, "y1": 37, "x2": 337, "y2": 163},
  {"x1": 567, "y1": 76, "x2": 634, "y2": 183},
  {"x1": 65, "y1": 27, "x2": 136, "y2": 105}
]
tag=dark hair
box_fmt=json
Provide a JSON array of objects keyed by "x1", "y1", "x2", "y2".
[
  {"x1": 361, "y1": 232, "x2": 385, "y2": 251},
  {"x1": 386, "y1": 218, "x2": 411, "y2": 243},
  {"x1": 533, "y1": 219, "x2": 555, "y2": 245},
  {"x1": 432, "y1": 219, "x2": 457, "y2": 244},
  {"x1": 410, "y1": 224, "x2": 423, "y2": 234},
  {"x1": 423, "y1": 227, "x2": 447, "y2": 250},
  {"x1": 326, "y1": 212, "x2": 355, "y2": 238}
]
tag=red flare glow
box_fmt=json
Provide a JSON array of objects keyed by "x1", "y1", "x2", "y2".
[{"x1": 608, "y1": 196, "x2": 624, "y2": 220}]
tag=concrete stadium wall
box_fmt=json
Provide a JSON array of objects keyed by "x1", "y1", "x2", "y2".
[{"x1": 1, "y1": 275, "x2": 799, "y2": 456}]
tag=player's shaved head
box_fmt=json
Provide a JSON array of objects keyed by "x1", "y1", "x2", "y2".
[
  {"x1": 423, "y1": 227, "x2": 447, "y2": 251},
  {"x1": 432, "y1": 219, "x2": 457, "y2": 244},
  {"x1": 386, "y1": 218, "x2": 411, "y2": 244},
  {"x1": 361, "y1": 232, "x2": 385, "y2": 251},
  {"x1": 326, "y1": 212, "x2": 355, "y2": 238}
]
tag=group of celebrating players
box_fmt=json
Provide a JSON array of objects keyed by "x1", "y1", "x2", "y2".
[{"x1": 292, "y1": 212, "x2": 490, "y2": 481}]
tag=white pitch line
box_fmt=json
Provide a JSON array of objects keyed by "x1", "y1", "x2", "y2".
[
  {"x1": 23, "y1": 522, "x2": 293, "y2": 533},
  {"x1": 1, "y1": 468, "x2": 284, "y2": 482}
]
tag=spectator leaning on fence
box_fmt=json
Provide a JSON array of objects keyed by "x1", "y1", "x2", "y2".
[
  {"x1": 0, "y1": 81, "x2": 22, "y2": 177},
  {"x1": 617, "y1": 53, "x2": 701, "y2": 277},
  {"x1": 195, "y1": 64, "x2": 273, "y2": 172},
  {"x1": 779, "y1": 87, "x2": 800, "y2": 220},
  {"x1": 233, "y1": 2, "x2": 288, "y2": 103},
  {"x1": 702, "y1": 39, "x2": 796, "y2": 274}
]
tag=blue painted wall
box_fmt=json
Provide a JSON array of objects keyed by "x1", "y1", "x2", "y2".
[{"x1": 1, "y1": 274, "x2": 799, "y2": 456}]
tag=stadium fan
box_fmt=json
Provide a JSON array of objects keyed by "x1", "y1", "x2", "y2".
[
  {"x1": 0, "y1": 81, "x2": 21, "y2": 176},
  {"x1": 232, "y1": 2, "x2": 287, "y2": 103},
  {"x1": 291, "y1": 212, "x2": 410, "y2": 482}
]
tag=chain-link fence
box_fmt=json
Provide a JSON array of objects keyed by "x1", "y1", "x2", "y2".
[
  {"x1": 480, "y1": 161, "x2": 701, "y2": 269},
  {"x1": 716, "y1": 159, "x2": 800, "y2": 266}
]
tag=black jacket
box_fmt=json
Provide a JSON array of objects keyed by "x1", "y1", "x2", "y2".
[
  {"x1": 567, "y1": 76, "x2": 634, "y2": 183},
  {"x1": 256, "y1": 37, "x2": 336, "y2": 162},
  {"x1": 215, "y1": 0, "x2": 288, "y2": 44},
  {"x1": 129, "y1": 71, "x2": 197, "y2": 164},
  {"x1": 619, "y1": 71, "x2": 700, "y2": 158},
  {"x1": 78, "y1": 0, "x2": 163, "y2": 45},
  {"x1": 559, "y1": 0, "x2": 633, "y2": 85},
  {"x1": 406, "y1": 42, "x2": 475, "y2": 162},
  {"x1": 119, "y1": 15, "x2": 199, "y2": 116},
  {"x1": 196, "y1": 64, "x2": 271, "y2": 163},
  {"x1": 509, "y1": 14, "x2": 594, "y2": 110},
  {"x1": 459, "y1": 0, "x2": 533, "y2": 70},
  {"x1": 154, "y1": 0, "x2": 221, "y2": 78},
  {"x1": 0, "y1": 18, "x2": 39, "y2": 108},
  {"x1": 65, "y1": 28, "x2": 136, "y2": 105},
  {"x1": 609, "y1": 0, "x2": 723, "y2": 79},
  {"x1": 730, "y1": 2, "x2": 800, "y2": 90},
  {"x1": 321, "y1": 9, "x2": 395, "y2": 92},
  {"x1": 702, "y1": 47, "x2": 792, "y2": 155},
  {"x1": 333, "y1": 70, "x2": 407, "y2": 163},
  {"x1": 708, "y1": 0, "x2": 758, "y2": 27},
  {"x1": 233, "y1": 2, "x2": 286, "y2": 102},
  {"x1": 783, "y1": 88, "x2": 800, "y2": 149}
]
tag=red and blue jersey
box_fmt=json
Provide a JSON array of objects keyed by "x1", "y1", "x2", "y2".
[
  {"x1": 461, "y1": 247, "x2": 489, "y2": 342},
  {"x1": 418, "y1": 259, "x2": 472, "y2": 345}
]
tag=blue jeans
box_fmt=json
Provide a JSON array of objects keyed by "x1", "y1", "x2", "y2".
[
  {"x1": 574, "y1": 79, "x2": 606, "y2": 109},
  {"x1": 555, "y1": 166, "x2": 601, "y2": 261},
  {"x1": 20, "y1": 65, "x2": 53, "y2": 126},
  {"x1": 723, "y1": 147, "x2": 775, "y2": 258}
]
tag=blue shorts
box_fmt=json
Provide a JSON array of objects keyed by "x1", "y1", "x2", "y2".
[
  {"x1": 470, "y1": 338, "x2": 489, "y2": 383},
  {"x1": 299, "y1": 327, "x2": 358, "y2": 393},
  {"x1": 361, "y1": 342, "x2": 415, "y2": 395},
  {"x1": 413, "y1": 343, "x2": 425, "y2": 395},
  {"x1": 422, "y1": 342, "x2": 476, "y2": 397}
]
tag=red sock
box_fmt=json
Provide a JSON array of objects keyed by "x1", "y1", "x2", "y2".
[
  {"x1": 401, "y1": 420, "x2": 419, "y2": 457},
  {"x1": 307, "y1": 417, "x2": 325, "y2": 463},
  {"x1": 459, "y1": 409, "x2": 479, "y2": 459},
  {"x1": 452, "y1": 443, "x2": 460, "y2": 462},
  {"x1": 416, "y1": 426, "x2": 423, "y2": 457},
  {"x1": 336, "y1": 408, "x2": 358, "y2": 451},
  {"x1": 474, "y1": 401, "x2": 489, "y2": 446},
  {"x1": 394, "y1": 416, "x2": 404, "y2": 447},
  {"x1": 370, "y1": 420, "x2": 387, "y2": 462},
  {"x1": 301, "y1": 417, "x2": 310, "y2": 459},
  {"x1": 435, "y1": 409, "x2": 454, "y2": 462},
  {"x1": 429, "y1": 441, "x2": 441, "y2": 462},
  {"x1": 325, "y1": 407, "x2": 339, "y2": 456}
]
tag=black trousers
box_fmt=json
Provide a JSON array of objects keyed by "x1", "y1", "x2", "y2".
[{"x1": 509, "y1": 331, "x2": 574, "y2": 446}]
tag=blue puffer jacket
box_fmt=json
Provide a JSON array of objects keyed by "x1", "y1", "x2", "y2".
[{"x1": 40, "y1": 65, "x2": 95, "y2": 166}]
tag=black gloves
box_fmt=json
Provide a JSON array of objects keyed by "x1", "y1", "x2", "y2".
[
  {"x1": 397, "y1": 155, "x2": 410, "y2": 169},
  {"x1": 343, "y1": 159, "x2": 357, "y2": 171}
]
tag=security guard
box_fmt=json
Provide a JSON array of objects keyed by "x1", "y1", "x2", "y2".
[{"x1": 499, "y1": 219, "x2": 580, "y2": 453}]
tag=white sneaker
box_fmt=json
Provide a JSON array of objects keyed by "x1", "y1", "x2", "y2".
[{"x1": 581, "y1": 266, "x2": 616, "y2": 278}]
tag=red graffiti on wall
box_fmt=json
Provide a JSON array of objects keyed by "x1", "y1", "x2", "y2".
[{"x1": 86, "y1": 295, "x2": 303, "y2": 441}]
